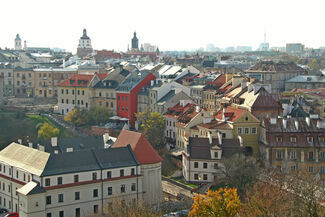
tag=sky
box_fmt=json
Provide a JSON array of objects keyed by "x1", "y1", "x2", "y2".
[{"x1": 0, "y1": 0, "x2": 324, "y2": 53}]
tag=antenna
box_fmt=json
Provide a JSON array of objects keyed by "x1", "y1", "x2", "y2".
[{"x1": 264, "y1": 32, "x2": 266, "y2": 43}]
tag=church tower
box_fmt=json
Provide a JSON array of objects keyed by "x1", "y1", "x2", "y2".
[
  {"x1": 77, "y1": 28, "x2": 93, "y2": 58},
  {"x1": 15, "y1": 34, "x2": 22, "y2": 50},
  {"x1": 131, "y1": 32, "x2": 139, "y2": 50}
]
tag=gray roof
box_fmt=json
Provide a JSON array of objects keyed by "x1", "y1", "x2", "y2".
[
  {"x1": 286, "y1": 75, "x2": 325, "y2": 83},
  {"x1": 188, "y1": 137, "x2": 243, "y2": 160},
  {"x1": 41, "y1": 146, "x2": 138, "y2": 176}
]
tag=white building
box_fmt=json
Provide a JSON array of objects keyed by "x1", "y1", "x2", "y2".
[{"x1": 0, "y1": 130, "x2": 163, "y2": 217}]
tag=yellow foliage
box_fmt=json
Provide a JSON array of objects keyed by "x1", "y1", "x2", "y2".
[
  {"x1": 38, "y1": 122, "x2": 59, "y2": 140},
  {"x1": 189, "y1": 188, "x2": 241, "y2": 217}
]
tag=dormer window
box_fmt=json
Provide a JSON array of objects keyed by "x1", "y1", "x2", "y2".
[
  {"x1": 319, "y1": 136, "x2": 324, "y2": 143},
  {"x1": 276, "y1": 136, "x2": 282, "y2": 143},
  {"x1": 307, "y1": 136, "x2": 313, "y2": 143},
  {"x1": 214, "y1": 152, "x2": 218, "y2": 158},
  {"x1": 290, "y1": 136, "x2": 297, "y2": 143}
]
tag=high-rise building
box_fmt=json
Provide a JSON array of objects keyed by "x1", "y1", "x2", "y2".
[
  {"x1": 286, "y1": 43, "x2": 304, "y2": 54},
  {"x1": 77, "y1": 29, "x2": 93, "y2": 58}
]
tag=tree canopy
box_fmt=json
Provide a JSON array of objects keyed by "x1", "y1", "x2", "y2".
[
  {"x1": 136, "y1": 108, "x2": 165, "y2": 148},
  {"x1": 64, "y1": 107, "x2": 110, "y2": 127},
  {"x1": 189, "y1": 188, "x2": 241, "y2": 217},
  {"x1": 38, "y1": 122, "x2": 59, "y2": 140}
]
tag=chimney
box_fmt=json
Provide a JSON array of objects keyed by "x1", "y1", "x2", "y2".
[
  {"x1": 270, "y1": 117, "x2": 277, "y2": 124},
  {"x1": 231, "y1": 75, "x2": 243, "y2": 88},
  {"x1": 217, "y1": 131, "x2": 222, "y2": 145},
  {"x1": 317, "y1": 120, "x2": 325, "y2": 129},
  {"x1": 222, "y1": 107, "x2": 226, "y2": 121},
  {"x1": 18, "y1": 139, "x2": 22, "y2": 144},
  {"x1": 196, "y1": 106, "x2": 200, "y2": 113},
  {"x1": 28, "y1": 142, "x2": 33, "y2": 148},
  {"x1": 151, "y1": 80, "x2": 154, "y2": 86},
  {"x1": 208, "y1": 131, "x2": 213, "y2": 145},
  {"x1": 38, "y1": 145, "x2": 45, "y2": 152},
  {"x1": 247, "y1": 84, "x2": 253, "y2": 92},
  {"x1": 295, "y1": 120, "x2": 299, "y2": 130},
  {"x1": 63, "y1": 59, "x2": 66, "y2": 68},
  {"x1": 238, "y1": 135, "x2": 243, "y2": 147},
  {"x1": 103, "y1": 133, "x2": 110, "y2": 149},
  {"x1": 241, "y1": 79, "x2": 247, "y2": 91},
  {"x1": 51, "y1": 137, "x2": 58, "y2": 147},
  {"x1": 282, "y1": 119, "x2": 287, "y2": 129},
  {"x1": 305, "y1": 117, "x2": 310, "y2": 127},
  {"x1": 66, "y1": 147, "x2": 73, "y2": 152}
]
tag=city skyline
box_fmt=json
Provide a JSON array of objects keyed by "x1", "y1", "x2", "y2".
[{"x1": 0, "y1": 0, "x2": 324, "y2": 53}]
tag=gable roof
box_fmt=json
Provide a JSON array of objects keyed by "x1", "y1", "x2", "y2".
[
  {"x1": 0, "y1": 143, "x2": 50, "y2": 176},
  {"x1": 215, "y1": 106, "x2": 246, "y2": 122},
  {"x1": 17, "y1": 181, "x2": 45, "y2": 196},
  {"x1": 113, "y1": 130, "x2": 162, "y2": 164},
  {"x1": 57, "y1": 73, "x2": 108, "y2": 87}
]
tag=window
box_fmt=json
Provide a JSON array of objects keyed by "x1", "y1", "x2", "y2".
[
  {"x1": 290, "y1": 136, "x2": 297, "y2": 143},
  {"x1": 105, "y1": 102, "x2": 108, "y2": 107},
  {"x1": 61, "y1": 89, "x2": 64, "y2": 94},
  {"x1": 94, "y1": 205, "x2": 98, "y2": 214},
  {"x1": 45, "y1": 178, "x2": 50, "y2": 186},
  {"x1": 252, "y1": 127, "x2": 257, "y2": 134},
  {"x1": 74, "y1": 175, "x2": 79, "y2": 183},
  {"x1": 276, "y1": 136, "x2": 283, "y2": 143},
  {"x1": 81, "y1": 100, "x2": 83, "y2": 105},
  {"x1": 75, "y1": 192, "x2": 80, "y2": 200},
  {"x1": 66, "y1": 99, "x2": 68, "y2": 104},
  {"x1": 82, "y1": 90, "x2": 84, "y2": 95},
  {"x1": 46, "y1": 196, "x2": 51, "y2": 205},
  {"x1": 75, "y1": 208, "x2": 80, "y2": 217},
  {"x1": 194, "y1": 174, "x2": 199, "y2": 180},
  {"x1": 126, "y1": 96, "x2": 128, "y2": 102},
  {"x1": 131, "y1": 168, "x2": 135, "y2": 176},
  {"x1": 58, "y1": 194, "x2": 64, "y2": 203},
  {"x1": 72, "y1": 90, "x2": 75, "y2": 95},
  {"x1": 309, "y1": 166, "x2": 314, "y2": 173},
  {"x1": 309, "y1": 152, "x2": 314, "y2": 160},
  {"x1": 291, "y1": 165, "x2": 297, "y2": 171},
  {"x1": 121, "y1": 184, "x2": 125, "y2": 193},
  {"x1": 120, "y1": 169, "x2": 124, "y2": 177},
  {"x1": 320, "y1": 166, "x2": 325, "y2": 174},
  {"x1": 72, "y1": 100, "x2": 75, "y2": 105},
  {"x1": 122, "y1": 96, "x2": 124, "y2": 101},
  {"x1": 203, "y1": 163, "x2": 208, "y2": 169},
  {"x1": 61, "y1": 99, "x2": 64, "y2": 103},
  {"x1": 214, "y1": 163, "x2": 218, "y2": 169},
  {"x1": 237, "y1": 128, "x2": 242, "y2": 134},
  {"x1": 245, "y1": 116, "x2": 248, "y2": 121},
  {"x1": 320, "y1": 152, "x2": 325, "y2": 160},
  {"x1": 194, "y1": 162, "x2": 198, "y2": 168},
  {"x1": 110, "y1": 102, "x2": 113, "y2": 108},
  {"x1": 59, "y1": 211, "x2": 64, "y2": 217},
  {"x1": 244, "y1": 128, "x2": 249, "y2": 134},
  {"x1": 276, "y1": 150, "x2": 283, "y2": 160},
  {"x1": 290, "y1": 151, "x2": 296, "y2": 160},
  {"x1": 99, "y1": 92, "x2": 102, "y2": 97},
  {"x1": 319, "y1": 136, "x2": 325, "y2": 143},
  {"x1": 93, "y1": 189, "x2": 98, "y2": 198},
  {"x1": 107, "y1": 171, "x2": 111, "y2": 179},
  {"x1": 92, "y1": 172, "x2": 97, "y2": 180},
  {"x1": 203, "y1": 174, "x2": 208, "y2": 180},
  {"x1": 131, "y1": 183, "x2": 136, "y2": 191},
  {"x1": 66, "y1": 89, "x2": 68, "y2": 94},
  {"x1": 214, "y1": 152, "x2": 219, "y2": 158},
  {"x1": 78, "y1": 90, "x2": 80, "y2": 95},
  {"x1": 108, "y1": 187, "x2": 112, "y2": 195},
  {"x1": 307, "y1": 136, "x2": 313, "y2": 143},
  {"x1": 47, "y1": 213, "x2": 52, "y2": 217}
]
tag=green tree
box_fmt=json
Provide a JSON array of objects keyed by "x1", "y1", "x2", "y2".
[
  {"x1": 189, "y1": 188, "x2": 241, "y2": 217},
  {"x1": 136, "y1": 108, "x2": 165, "y2": 148},
  {"x1": 38, "y1": 122, "x2": 59, "y2": 140},
  {"x1": 64, "y1": 107, "x2": 110, "y2": 127}
]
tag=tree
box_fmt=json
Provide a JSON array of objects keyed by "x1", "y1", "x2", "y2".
[
  {"x1": 216, "y1": 154, "x2": 258, "y2": 198},
  {"x1": 308, "y1": 59, "x2": 321, "y2": 71},
  {"x1": 189, "y1": 188, "x2": 241, "y2": 217},
  {"x1": 38, "y1": 122, "x2": 59, "y2": 140},
  {"x1": 136, "y1": 108, "x2": 165, "y2": 148},
  {"x1": 64, "y1": 107, "x2": 110, "y2": 127}
]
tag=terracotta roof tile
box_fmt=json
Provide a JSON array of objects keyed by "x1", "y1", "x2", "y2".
[
  {"x1": 57, "y1": 73, "x2": 108, "y2": 87},
  {"x1": 113, "y1": 130, "x2": 162, "y2": 164},
  {"x1": 215, "y1": 106, "x2": 246, "y2": 122}
]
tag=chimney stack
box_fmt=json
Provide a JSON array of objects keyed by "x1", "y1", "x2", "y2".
[
  {"x1": 51, "y1": 137, "x2": 58, "y2": 147},
  {"x1": 222, "y1": 107, "x2": 226, "y2": 121},
  {"x1": 270, "y1": 117, "x2": 277, "y2": 124},
  {"x1": 208, "y1": 131, "x2": 213, "y2": 145},
  {"x1": 217, "y1": 131, "x2": 222, "y2": 145},
  {"x1": 295, "y1": 120, "x2": 299, "y2": 130},
  {"x1": 18, "y1": 139, "x2": 22, "y2": 144},
  {"x1": 196, "y1": 106, "x2": 200, "y2": 113},
  {"x1": 305, "y1": 117, "x2": 310, "y2": 127},
  {"x1": 28, "y1": 142, "x2": 33, "y2": 148},
  {"x1": 282, "y1": 119, "x2": 287, "y2": 130}
]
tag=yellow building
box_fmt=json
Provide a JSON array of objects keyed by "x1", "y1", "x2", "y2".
[{"x1": 13, "y1": 68, "x2": 34, "y2": 97}]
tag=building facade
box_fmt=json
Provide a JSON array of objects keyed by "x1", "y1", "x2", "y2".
[
  {"x1": 13, "y1": 68, "x2": 34, "y2": 97},
  {"x1": 77, "y1": 29, "x2": 93, "y2": 58},
  {"x1": 0, "y1": 64, "x2": 14, "y2": 96}
]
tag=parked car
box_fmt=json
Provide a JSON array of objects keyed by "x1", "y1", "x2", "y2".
[
  {"x1": 4, "y1": 213, "x2": 18, "y2": 217},
  {"x1": 0, "y1": 208, "x2": 9, "y2": 214}
]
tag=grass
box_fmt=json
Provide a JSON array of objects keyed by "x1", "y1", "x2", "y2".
[
  {"x1": 0, "y1": 110, "x2": 73, "y2": 149},
  {"x1": 171, "y1": 177, "x2": 198, "y2": 188}
]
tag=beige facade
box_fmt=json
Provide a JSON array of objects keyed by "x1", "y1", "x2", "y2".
[
  {"x1": 14, "y1": 68, "x2": 34, "y2": 97},
  {"x1": 93, "y1": 88, "x2": 117, "y2": 116}
]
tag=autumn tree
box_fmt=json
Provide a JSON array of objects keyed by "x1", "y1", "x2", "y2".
[
  {"x1": 308, "y1": 59, "x2": 321, "y2": 71},
  {"x1": 189, "y1": 188, "x2": 241, "y2": 217},
  {"x1": 136, "y1": 108, "x2": 165, "y2": 148},
  {"x1": 38, "y1": 122, "x2": 59, "y2": 140},
  {"x1": 64, "y1": 107, "x2": 110, "y2": 127}
]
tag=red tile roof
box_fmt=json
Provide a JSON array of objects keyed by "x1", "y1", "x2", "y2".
[
  {"x1": 113, "y1": 130, "x2": 162, "y2": 165},
  {"x1": 57, "y1": 73, "x2": 108, "y2": 87},
  {"x1": 215, "y1": 106, "x2": 246, "y2": 122}
]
